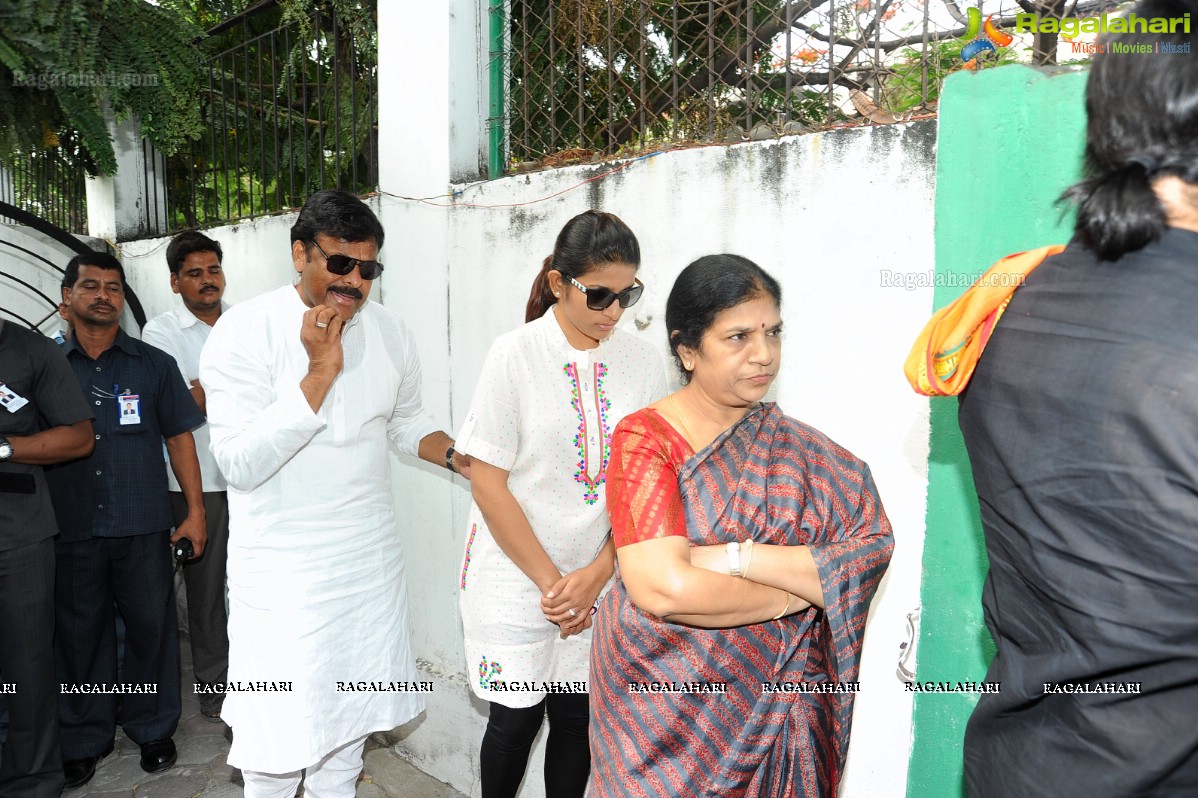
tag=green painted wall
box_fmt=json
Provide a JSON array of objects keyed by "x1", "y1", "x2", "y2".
[{"x1": 905, "y1": 64, "x2": 1088, "y2": 797}]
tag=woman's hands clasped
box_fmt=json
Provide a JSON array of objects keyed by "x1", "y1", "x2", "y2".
[{"x1": 541, "y1": 563, "x2": 608, "y2": 639}]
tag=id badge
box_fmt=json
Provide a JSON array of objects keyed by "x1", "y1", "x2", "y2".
[
  {"x1": 119, "y1": 394, "x2": 142, "y2": 425},
  {"x1": 0, "y1": 381, "x2": 29, "y2": 413}
]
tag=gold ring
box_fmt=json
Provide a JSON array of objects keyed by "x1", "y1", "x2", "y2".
[
  {"x1": 315, "y1": 321, "x2": 329, "y2": 328},
  {"x1": 567, "y1": 608, "x2": 577, "y2": 618}
]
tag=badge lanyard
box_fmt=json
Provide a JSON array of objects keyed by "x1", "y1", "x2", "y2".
[
  {"x1": 92, "y1": 383, "x2": 141, "y2": 425},
  {"x1": 0, "y1": 380, "x2": 29, "y2": 413}
]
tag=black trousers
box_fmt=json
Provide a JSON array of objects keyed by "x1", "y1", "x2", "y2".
[
  {"x1": 0, "y1": 538, "x2": 64, "y2": 798},
  {"x1": 479, "y1": 693, "x2": 590, "y2": 798},
  {"x1": 170, "y1": 492, "x2": 230, "y2": 690},
  {"x1": 54, "y1": 532, "x2": 181, "y2": 758}
]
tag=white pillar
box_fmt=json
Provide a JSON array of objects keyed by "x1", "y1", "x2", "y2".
[
  {"x1": 373, "y1": 3, "x2": 500, "y2": 795},
  {"x1": 84, "y1": 112, "x2": 167, "y2": 242}
]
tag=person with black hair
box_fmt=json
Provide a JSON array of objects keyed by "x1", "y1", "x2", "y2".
[
  {"x1": 46, "y1": 251, "x2": 207, "y2": 787},
  {"x1": 955, "y1": 0, "x2": 1198, "y2": 793},
  {"x1": 199, "y1": 190, "x2": 469, "y2": 798},
  {"x1": 591, "y1": 255, "x2": 892, "y2": 797},
  {"x1": 141, "y1": 230, "x2": 231, "y2": 723},
  {"x1": 455, "y1": 210, "x2": 665, "y2": 798}
]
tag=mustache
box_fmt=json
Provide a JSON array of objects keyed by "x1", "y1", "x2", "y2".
[
  {"x1": 328, "y1": 286, "x2": 363, "y2": 300},
  {"x1": 89, "y1": 302, "x2": 116, "y2": 312},
  {"x1": 200, "y1": 285, "x2": 219, "y2": 293}
]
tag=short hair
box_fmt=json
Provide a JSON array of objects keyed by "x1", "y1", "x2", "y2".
[
  {"x1": 1061, "y1": 0, "x2": 1198, "y2": 260},
  {"x1": 166, "y1": 231, "x2": 223, "y2": 275},
  {"x1": 525, "y1": 210, "x2": 641, "y2": 323},
  {"x1": 62, "y1": 251, "x2": 126, "y2": 291},
  {"x1": 290, "y1": 190, "x2": 385, "y2": 250},
  {"x1": 665, "y1": 254, "x2": 782, "y2": 382}
]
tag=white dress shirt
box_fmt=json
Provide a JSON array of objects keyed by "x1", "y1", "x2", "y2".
[
  {"x1": 198, "y1": 284, "x2": 439, "y2": 773},
  {"x1": 142, "y1": 303, "x2": 230, "y2": 492}
]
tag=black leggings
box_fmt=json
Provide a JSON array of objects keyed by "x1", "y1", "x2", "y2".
[{"x1": 479, "y1": 693, "x2": 590, "y2": 798}]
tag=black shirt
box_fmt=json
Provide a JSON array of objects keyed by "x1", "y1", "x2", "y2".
[
  {"x1": 46, "y1": 329, "x2": 203, "y2": 542},
  {"x1": 958, "y1": 228, "x2": 1198, "y2": 796},
  {"x1": 0, "y1": 322, "x2": 93, "y2": 551}
]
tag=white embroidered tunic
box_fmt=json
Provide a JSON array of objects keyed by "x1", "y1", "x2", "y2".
[
  {"x1": 456, "y1": 307, "x2": 666, "y2": 707},
  {"x1": 198, "y1": 285, "x2": 438, "y2": 772}
]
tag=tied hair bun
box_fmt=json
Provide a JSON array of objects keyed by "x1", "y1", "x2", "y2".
[{"x1": 1125, "y1": 154, "x2": 1161, "y2": 177}]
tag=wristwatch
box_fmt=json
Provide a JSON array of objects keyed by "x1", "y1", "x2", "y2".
[
  {"x1": 0, "y1": 436, "x2": 12, "y2": 462},
  {"x1": 445, "y1": 444, "x2": 458, "y2": 474},
  {"x1": 726, "y1": 541, "x2": 742, "y2": 577}
]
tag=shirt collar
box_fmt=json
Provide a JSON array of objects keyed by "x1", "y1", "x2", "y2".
[
  {"x1": 172, "y1": 301, "x2": 229, "y2": 329},
  {"x1": 543, "y1": 304, "x2": 612, "y2": 358},
  {"x1": 63, "y1": 327, "x2": 142, "y2": 358}
]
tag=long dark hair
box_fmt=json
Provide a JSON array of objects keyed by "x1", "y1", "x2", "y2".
[
  {"x1": 525, "y1": 210, "x2": 640, "y2": 323},
  {"x1": 665, "y1": 254, "x2": 782, "y2": 382},
  {"x1": 1061, "y1": 0, "x2": 1198, "y2": 260}
]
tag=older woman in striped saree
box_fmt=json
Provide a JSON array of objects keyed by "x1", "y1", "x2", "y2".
[{"x1": 590, "y1": 254, "x2": 893, "y2": 797}]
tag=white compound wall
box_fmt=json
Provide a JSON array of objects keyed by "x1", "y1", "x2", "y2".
[{"x1": 119, "y1": 117, "x2": 937, "y2": 797}]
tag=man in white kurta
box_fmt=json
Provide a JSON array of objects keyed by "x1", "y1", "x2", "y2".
[{"x1": 198, "y1": 190, "x2": 467, "y2": 797}]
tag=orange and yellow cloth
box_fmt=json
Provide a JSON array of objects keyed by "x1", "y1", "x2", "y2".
[{"x1": 904, "y1": 245, "x2": 1065, "y2": 396}]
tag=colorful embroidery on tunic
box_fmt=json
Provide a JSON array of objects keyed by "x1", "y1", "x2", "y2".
[
  {"x1": 461, "y1": 524, "x2": 479, "y2": 590},
  {"x1": 478, "y1": 656, "x2": 503, "y2": 690},
  {"x1": 564, "y1": 361, "x2": 612, "y2": 505}
]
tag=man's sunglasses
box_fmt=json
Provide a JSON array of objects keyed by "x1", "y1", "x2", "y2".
[
  {"x1": 567, "y1": 276, "x2": 644, "y2": 311},
  {"x1": 311, "y1": 239, "x2": 385, "y2": 280}
]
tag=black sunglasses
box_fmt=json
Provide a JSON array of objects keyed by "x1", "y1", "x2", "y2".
[
  {"x1": 566, "y1": 276, "x2": 644, "y2": 311},
  {"x1": 310, "y1": 240, "x2": 385, "y2": 280}
]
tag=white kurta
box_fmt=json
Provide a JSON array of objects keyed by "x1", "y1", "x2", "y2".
[
  {"x1": 456, "y1": 308, "x2": 666, "y2": 708},
  {"x1": 198, "y1": 285, "x2": 438, "y2": 772}
]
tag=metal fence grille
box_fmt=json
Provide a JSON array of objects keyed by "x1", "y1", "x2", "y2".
[
  {"x1": 157, "y1": 0, "x2": 378, "y2": 236},
  {"x1": 0, "y1": 147, "x2": 88, "y2": 235},
  {"x1": 497, "y1": 0, "x2": 1113, "y2": 173}
]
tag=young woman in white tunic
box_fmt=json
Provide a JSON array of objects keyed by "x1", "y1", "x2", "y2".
[{"x1": 456, "y1": 211, "x2": 666, "y2": 798}]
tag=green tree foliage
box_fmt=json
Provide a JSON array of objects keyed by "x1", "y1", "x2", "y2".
[
  {"x1": 163, "y1": 0, "x2": 378, "y2": 230},
  {"x1": 508, "y1": 0, "x2": 828, "y2": 160},
  {"x1": 504, "y1": 0, "x2": 1111, "y2": 169},
  {"x1": 0, "y1": 0, "x2": 204, "y2": 175}
]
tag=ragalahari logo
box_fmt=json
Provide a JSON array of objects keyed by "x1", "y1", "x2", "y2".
[{"x1": 960, "y1": 7, "x2": 1014, "y2": 67}]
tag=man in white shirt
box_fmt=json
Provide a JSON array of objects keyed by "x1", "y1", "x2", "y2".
[
  {"x1": 198, "y1": 190, "x2": 470, "y2": 798},
  {"x1": 141, "y1": 231, "x2": 231, "y2": 723}
]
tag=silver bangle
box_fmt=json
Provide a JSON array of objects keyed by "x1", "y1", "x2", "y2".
[
  {"x1": 741, "y1": 539, "x2": 754, "y2": 579},
  {"x1": 726, "y1": 541, "x2": 742, "y2": 577}
]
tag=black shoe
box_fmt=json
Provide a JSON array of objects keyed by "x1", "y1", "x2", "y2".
[
  {"x1": 138, "y1": 738, "x2": 177, "y2": 773},
  {"x1": 63, "y1": 744, "x2": 114, "y2": 791}
]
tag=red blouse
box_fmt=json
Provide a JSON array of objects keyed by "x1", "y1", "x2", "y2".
[{"x1": 606, "y1": 407, "x2": 694, "y2": 547}]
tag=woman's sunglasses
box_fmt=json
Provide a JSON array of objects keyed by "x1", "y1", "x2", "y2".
[
  {"x1": 311, "y1": 240, "x2": 385, "y2": 280},
  {"x1": 567, "y1": 276, "x2": 644, "y2": 311}
]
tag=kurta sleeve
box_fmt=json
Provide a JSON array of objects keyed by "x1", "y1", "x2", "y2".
[
  {"x1": 199, "y1": 310, "x2": 325, "y2": 492},
  {"x1": 455, "y1": 338, "x2": 519, "y2": 471},
  {"x1": 606, "y1": 412, "x2": 689, "y2": 547},
  {"x1": 384, "y1": 324, "x2": 439, "y2": 457}
]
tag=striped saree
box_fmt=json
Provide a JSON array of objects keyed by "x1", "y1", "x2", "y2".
[{"x1": 591, "y1": 404, "x2": 893, "y2": 797}]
